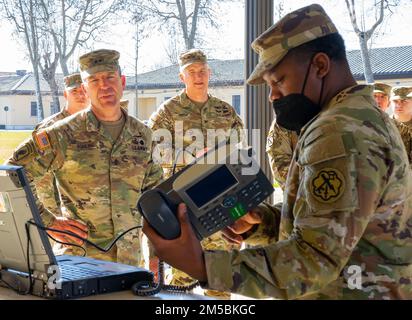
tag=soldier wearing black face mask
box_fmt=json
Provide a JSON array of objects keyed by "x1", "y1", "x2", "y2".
[
  {"x1": 143, "y1": 4, "x2": 412, "y2": 300},
  {"x1": 272, "y1": 53, "x2": 325, "y2": 133}
]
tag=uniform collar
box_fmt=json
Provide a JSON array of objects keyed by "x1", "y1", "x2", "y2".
[
  {"x1": 180, "y1": 90, "x2": 211, "y2": 108},
  {"x1": 85, "y1": 107, "x2": 100, "y2": 132},
  {"x1": 85, "y1": 107, "x2": 133, "y2": 143},
  {"x1": 324, "y1": 84, "x2": 373, "y2": 111},
  {"x1": 60, "y1": 109, "x2": 71, "y2": 118},
  {"x1": 85, "y1": 106, "x2": 129, "y2": 135},
  {"x1": 299, "y1": 85, "x2": 373, "y2": 134}
]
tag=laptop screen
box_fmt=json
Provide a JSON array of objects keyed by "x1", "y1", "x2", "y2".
[{"x1": 0, "y1": 165, "x2": 56, "y2": 274}]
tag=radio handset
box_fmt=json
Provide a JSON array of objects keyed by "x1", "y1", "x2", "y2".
[
  {"x1": 134, "y1": 189, "x2": 199, "y2": 296},
  {"x1": 137, "y1": 189, "x2": 180, "y2": 240}
]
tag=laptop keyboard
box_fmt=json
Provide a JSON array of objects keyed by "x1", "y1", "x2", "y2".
[{"x1": 59, "y1": 263, "x2": 112, "y2": 281}]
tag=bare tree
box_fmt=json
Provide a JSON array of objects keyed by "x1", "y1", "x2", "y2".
[
  {"x1": 274, "y1": 0, "x2": 287, "y2": 20},
  {"x1": 38, "y1": 34, "x2": 61, "y2": 114},
  {"x1": 2, "y1": 0, "x2": 45, "y2": 121},
  {"x1": 130, "y1": 5, "x2": 149, "y2": 118},
  {"x1": 164, "y1": 26, "x2": 182, "y2": 65},
  {"x1": 142, "y1": 0, "x2": 227, "y2": 50},
  {"x1": 38, "y1": 0, "x2": 121, "y2": 76},
  {"x1": 345, "y1": 0, "x2": 400, "y2": 83}
]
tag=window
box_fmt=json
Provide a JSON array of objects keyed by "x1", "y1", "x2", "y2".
[
  {"x1": 50, "y1": 102, "x2": 59, "y2": 115},
  {"x1": 164, "y1": 96, "x2": 171, "y2": 101},
  {"x1": 30, "y1": 102, "x2": 37, "y2": 117},
  {"x1": 232, "y1": 95, "x2": 241, "y2": 115}
]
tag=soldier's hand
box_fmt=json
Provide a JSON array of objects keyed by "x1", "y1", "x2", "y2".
[
  {"x1": 143, "y1": 203, "x2": 207, "y2": 282},
  {"x1": 149, "y1": 256, "x2": 160, "y2": 282},
  {"x1": 222, "y1": 210, "x2": 262, "y2": 244},
  {"x1": 47, "y1": 217, "x2": 88, "y2": 246}
]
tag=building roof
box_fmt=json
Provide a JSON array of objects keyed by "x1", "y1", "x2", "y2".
[
  {"x1": 1, "y1": 45, "x2": 412, "y2": 94},
  {"x1": 128, "y1": 45, "x2": 412, "y2": 88},
  {"x1": 0, "y1": 74, "x2": 25, "y2": 92},
  {"x1": 347, "y1": 45, "x2": 412, "y2": 79},
  {"x1": 0, "y1": 72, "x2": 65, "y2": 95},
  {"x1": 125, "y1": 59, "x2": 244, "y2": 89}
]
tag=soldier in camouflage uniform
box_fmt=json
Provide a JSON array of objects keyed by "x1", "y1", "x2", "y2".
[
  {"x1": 120, "y1": 99, "x2": 129, "y2": 111},
  {"x1": 266, "y1": 120, "x2": 298, "y2": 190},
  {"x1": 34, "y1": 73, "x2": 89, "y2": 219},
  {"x1": 7, "y1": 49, "x2": 163, "y2": 267},
  {"x1": 389, "y1": 87, "x2": 412, "y2": 164},
  {"x1": 143, "y1": 4, "x2": 412, "y2": 299},
  {"x1": 148, "y1": 49, "x2": 244, "y2": 298},
  {"x1": 373, "y1": 82, "x2": 392, "y2": 113},
  {"x1": 392, "y1": 86, "x2": 412, "y2": 128}
]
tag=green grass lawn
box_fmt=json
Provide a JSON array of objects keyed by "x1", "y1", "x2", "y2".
[{"x1": 0, "y1": 130, "x2": 32, "y2": 164}]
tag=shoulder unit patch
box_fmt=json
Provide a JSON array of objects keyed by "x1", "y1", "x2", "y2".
[
  {"x1": 310, "y1": 168, "x2": 345, "y2": 203},
  {"x1": 34, "y1": 131, "x2": 51, "y2": 151}
]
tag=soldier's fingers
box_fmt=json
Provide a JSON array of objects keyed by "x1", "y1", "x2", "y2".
[
  {"x1": 177, "y1": 203, "x2": 190, "y2": 237},
  {"x1": 242, "y1": 211, "x2": 262, "y2": 224},
  {"x1": 142, "y1": 217, "x2": 163, "y2": 245},
  {"x1": 227, "y1": 218, "x2": 254, "y2": 235},
  {"x1": 49, "y1": 232, "x2": 83, "y2": 246},
  {"x1": 221, "y1": 227, "x2": 243, "y2": 244},
  {"x1": 47, "y1": 231, "x2": 67, "y2": 244},
  {"x1": 51, "y1": 222, "x2": 87, "y2": 241},
  {"x1": 67, "y1": 219, "x2": 88, "y2": 232},
  {"x1": 62, "y1": 224, "x2": 88, "y2": 240}
]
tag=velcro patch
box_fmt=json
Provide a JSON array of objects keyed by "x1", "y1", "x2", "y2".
[
  {"x1": 13, "y1": 143, "x2": 36, "y2": 161},
  {"x1": 310, "y1": 168, "x2": 345, "y2": 203},
  {"x1": 34, "y1": 131, "x2": 51, "y2": 151}
]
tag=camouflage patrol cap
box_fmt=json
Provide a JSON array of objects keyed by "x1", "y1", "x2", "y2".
[
  {"x1": 390, "y1": 86, "x2": 412, "y2": 101},
  {"x1": 247, "y1": 4, "x2": 338, "y2": 85},
  {"x1": 179, "y1": 49, "x2": 207, "y2": 71},
  {"x1": 63, "y1": 73, "x2": 82, "y2": 91},
  {"x1": 373, "y1": 82, "x2": 392, "y2": 97},
  {"x1": 79, "y1": 49, "x2": 120, "y2": 79}
]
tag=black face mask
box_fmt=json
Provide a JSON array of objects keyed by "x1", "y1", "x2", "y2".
[{"x1": 272, "y1": 56, "x2": 325, "y2": 133}]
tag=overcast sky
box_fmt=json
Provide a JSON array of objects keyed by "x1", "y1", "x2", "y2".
[{"x1": 0, "y1": 0, "x2": 411, "y2": 75}]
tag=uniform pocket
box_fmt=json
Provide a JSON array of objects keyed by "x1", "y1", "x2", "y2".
[{"x1": 296, "y1": 134, "x2": 359, "y2": 215}]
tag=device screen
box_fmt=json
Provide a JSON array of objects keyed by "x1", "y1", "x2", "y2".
[{"x1": 185, "y1": 165, "x2": 238, "y2": 208}]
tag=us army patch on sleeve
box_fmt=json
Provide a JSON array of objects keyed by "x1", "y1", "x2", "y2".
[
  {"x1": 13, "y1": 143, "x2": 36, "y2": 161},
  {"x1": 34, "y1": 131, "x2": 51, "y2": 151},
  {"x1": 310, "y1": 168, "x2": 345, "y2": 203}
]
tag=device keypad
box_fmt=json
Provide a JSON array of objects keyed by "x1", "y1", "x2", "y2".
[
  {"x1": 199, "y1": 208, "x2": 230, "y2": 233},
  {"x1": 196, "y1": 171, "x2": 273, "y2": 238}
]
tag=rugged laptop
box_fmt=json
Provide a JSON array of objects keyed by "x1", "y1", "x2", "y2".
[{"x1": 0, "y1": 165, "x2": 152, "y2": 299}]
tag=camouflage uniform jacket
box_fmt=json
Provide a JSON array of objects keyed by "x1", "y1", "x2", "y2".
[
  {"x1": 7, "y1": 107, "x2": 163, "y2": 266},
  {"x1": 34, "y1": 109, "x2": 71, "y2": 217},
  {"x1": 148, "y1": 90, "x2": 244, "y2": 178},
  {"x1": 394, "y1": 120, "x2": 412, "y2": 164},
  {"x1": 148, "y1": 90, "x2": 244, "y2": 284},
  {"x1": 402, "y1": 119, "x2": 412, "y2": 129},
  {"x1": 203, "y1": 85, "x2": 412, "y2": 299},
  {"x1": 266, "y1": 120, "x2": 299, "y2": 190}
]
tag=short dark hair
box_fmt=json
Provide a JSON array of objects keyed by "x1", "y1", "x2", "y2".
[{"x1": 287, "y1": 33, "x2": 347, "y2": 62}]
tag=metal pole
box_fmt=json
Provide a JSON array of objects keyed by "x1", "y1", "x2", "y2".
[{"x1": 244, "y1": 0, "x2": 274, "y2": 180}]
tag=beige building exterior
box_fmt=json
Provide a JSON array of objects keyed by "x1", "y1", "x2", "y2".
[{"x1": 122, "y1": 86, "x2": 244, "y2": 122}]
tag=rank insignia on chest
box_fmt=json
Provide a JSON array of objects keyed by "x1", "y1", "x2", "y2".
[
  {"x1": 310, "y1": 168, "x2": 345, "y2": 203},
  {"x1": 34, "y1": 131, "x2": 51, "y2": 151},
  {"x1": 215, "y1": 105, "x2": 231, "y2": 116},
  {"x1": 131, "y1": 136, "x2": 147, "y2": 151}
]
